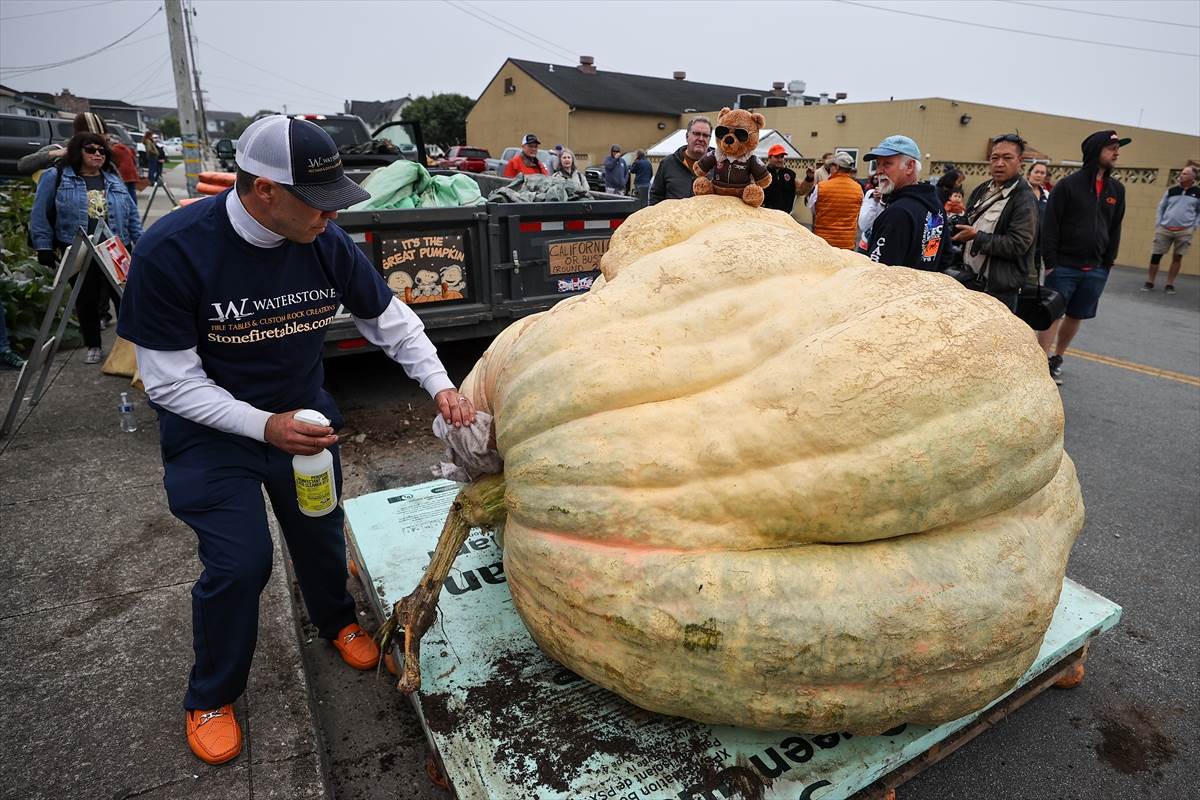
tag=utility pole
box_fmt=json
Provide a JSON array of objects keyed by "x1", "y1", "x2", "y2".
[
  {"x1": 183, "y1": 0, "x2": 208, "y2": 150},
  {"x1": 166, "y1": 0, "x2": 201, "y2": 196}
]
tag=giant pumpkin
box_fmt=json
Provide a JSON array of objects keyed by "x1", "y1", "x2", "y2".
[{"x1": 456, "y1": 195, "x2": 1083, "y2": 734}]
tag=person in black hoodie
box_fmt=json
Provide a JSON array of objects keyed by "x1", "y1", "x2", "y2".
[
  {"x1": 1037, "y1": 130, "x2": 1129, "y2": 383},
  {"x1": 861, "y1": 135, "x2": 945, "y2": 270}
]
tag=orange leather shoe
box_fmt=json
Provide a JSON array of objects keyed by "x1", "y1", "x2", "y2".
[
  {"x1": 333, "y1": 622, "x2": 379, "y2": 670},
  {"x1": 186, "y1": 704, "x2": 242, "y2": 765}
]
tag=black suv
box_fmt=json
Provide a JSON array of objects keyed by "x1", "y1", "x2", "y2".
[{"x1": 0, "y1": 113, "x2": 75, "y2": 174}]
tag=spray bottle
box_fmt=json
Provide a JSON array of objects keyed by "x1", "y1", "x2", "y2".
[{"x1": 292, "y1": 409, "x2": 337, "y2": 517}]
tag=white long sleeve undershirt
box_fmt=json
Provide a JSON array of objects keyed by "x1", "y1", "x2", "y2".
[{"x1": 135, "y1": 192, "x2": 454, "y2": 442}]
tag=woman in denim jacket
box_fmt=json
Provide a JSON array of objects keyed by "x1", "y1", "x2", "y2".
[{"x1": 31, "y1": 132, "x2": 142, "y2": 364}]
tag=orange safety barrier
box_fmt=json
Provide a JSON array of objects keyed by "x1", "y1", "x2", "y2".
[
  {"x1": 198, "y1": 171, "x2": 236, "y2": 186},
  {"x1": 196, "y1": 182, "x2": 227, "y2": 195},
  {"x1": 178, "y1": 197, "x2": 204, "y2": 206}
]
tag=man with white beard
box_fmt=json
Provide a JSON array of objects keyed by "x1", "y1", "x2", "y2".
[{"x1": 861, "y1": 135, "x2": 946, "y2": 270}]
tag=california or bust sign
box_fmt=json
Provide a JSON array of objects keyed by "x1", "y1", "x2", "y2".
[
  {"x1": 455, "y1": 195, "x2": 1084, "y2": 734},
  {"x1": 692, "y1": 107, "x2": 773, "y2": 208}
]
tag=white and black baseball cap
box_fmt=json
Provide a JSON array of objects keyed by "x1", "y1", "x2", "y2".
[{"x1": 235, "y1": 115, "x2": 369, "y2": 211}]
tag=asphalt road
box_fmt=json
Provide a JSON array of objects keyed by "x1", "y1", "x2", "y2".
[{"x1": 304, "y1": 266, "x2": 1197, "y2": 800}]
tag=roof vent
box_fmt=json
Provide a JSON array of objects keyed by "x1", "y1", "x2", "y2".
[
  {"x1": 771, "y1": 81, "x2": 786, "y2": 95},
  {"x1": 673, "y1": 71, "x2": 686, "y2": 80},
  {"x1": 578, "y1": 55, "x2": 596, "y2": 75}
]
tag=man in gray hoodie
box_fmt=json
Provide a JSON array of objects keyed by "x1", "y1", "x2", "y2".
[{"x1": 1144, "y1": 165, "x2": 1199, "y2": 294}]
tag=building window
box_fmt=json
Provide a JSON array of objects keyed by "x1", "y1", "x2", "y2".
[{"x1": 504, "y1": 78, "x2": 515, "y2": 95}]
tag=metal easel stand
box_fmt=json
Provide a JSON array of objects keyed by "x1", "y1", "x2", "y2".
[
  {"x1": 1, "y1": 224, "x2": 126, "y2": 437},
  {"x1": 141, "y1": 173, "x2": 179, "y2": 225}
]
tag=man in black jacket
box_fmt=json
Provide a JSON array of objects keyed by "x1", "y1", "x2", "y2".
[
  {"x1": 1038, "y1": 130, "x2": 1129, "y2": 383},
  {"x1": 951, "y1": 134, "x2": 1038, "y2": 312},
  {"x1": 648, "y1": 116, "x2": 711, "y2": 205},
  {"x1": 861, "y1": 135, "x2": 945, "y2": 270},
  {"x1": 762, "y1": 144, "x2": 797, "y2": 213}
]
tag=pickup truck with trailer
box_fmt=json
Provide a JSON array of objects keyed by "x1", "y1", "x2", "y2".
[
  {"x1": 326, "y1": 169, "x2": 637, "y2": 356},
  {"x1": 435, "y1": 146, "x2": 490, "y2": 173},
  {"x1": 296, "y1": 113, "x2": 427, "y2": 184},
  {"x1": 0, "y1": 113, "x2": 76, "y2": 174}
]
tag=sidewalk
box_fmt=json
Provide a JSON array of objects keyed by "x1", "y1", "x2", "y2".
[{"x1": 0, "y1": 328, "x2": 329, "y2": 800}]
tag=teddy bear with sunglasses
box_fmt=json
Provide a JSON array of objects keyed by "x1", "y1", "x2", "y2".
[{"x1": 692, "y1": 107, "x2": 772, "y2": 207}]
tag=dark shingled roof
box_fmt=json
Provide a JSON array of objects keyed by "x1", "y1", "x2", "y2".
[{"x1": 509, "y1": 59, "x2": 768, "y2": 115}]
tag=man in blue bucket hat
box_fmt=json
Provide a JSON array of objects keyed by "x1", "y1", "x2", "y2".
[{"x1": 860, "y1": 135, "x2": 946, "y2": 270}]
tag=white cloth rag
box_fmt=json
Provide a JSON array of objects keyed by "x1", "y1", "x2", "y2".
[{"x1": 431, "y1": 411, "x2": 503, "y2": 482}]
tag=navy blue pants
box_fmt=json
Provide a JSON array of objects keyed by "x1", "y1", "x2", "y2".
[{"x1": 159, "y1": 398, "x2": 355, "y2": 711}]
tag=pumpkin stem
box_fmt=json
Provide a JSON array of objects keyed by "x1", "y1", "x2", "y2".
[{"x1": 379, "y1": 473, "x2": 507, "y2": 694}]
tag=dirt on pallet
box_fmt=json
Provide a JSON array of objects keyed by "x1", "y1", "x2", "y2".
[{"x1": 419, "y1": 648, "x2": 753, "y2": 797}]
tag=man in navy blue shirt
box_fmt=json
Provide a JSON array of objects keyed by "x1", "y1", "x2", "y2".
[{"x1": 119, "y1": 116, "x2": 476, "y2": 766}]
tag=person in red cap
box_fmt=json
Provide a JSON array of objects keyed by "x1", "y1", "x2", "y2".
[{"x1": 762, "y1": 144, "x2": 797, "y2": 213}]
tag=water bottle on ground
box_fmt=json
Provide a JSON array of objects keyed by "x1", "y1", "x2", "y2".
[{"x1": 118, "y1": 391, "x2": 137, "y2": 433}]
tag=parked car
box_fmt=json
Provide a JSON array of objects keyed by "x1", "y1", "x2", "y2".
[
  {"x1": 213, "y1": 138, "x2": 238, "y2": 171},
  {"x1": 292, "y1": 113, "x2": 426, "y2": 183},
  {"x1": 161, "y1": 137, "x2": 183, "y2": 158},
  {"x1": 436, "y1": 146, "x2": 490, "y2": 173},
  {"x1": 585, "y1": 152, "x2": 635, "y2": 193},
  {"x1": 485, "y1": 146, "x2": 555, "y2": 176},
  {"x1": 0, "y1": 113, "x2": 74, "y2": 174}
]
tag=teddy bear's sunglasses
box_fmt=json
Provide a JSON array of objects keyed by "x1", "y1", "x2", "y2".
[{"x1": 715, "y1": 126, "x2": 750, "y2": 142}]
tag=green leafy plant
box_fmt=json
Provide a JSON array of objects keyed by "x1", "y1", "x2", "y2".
[{"x1": 0, "y1": 179, "x2": 80, "y2": 353}]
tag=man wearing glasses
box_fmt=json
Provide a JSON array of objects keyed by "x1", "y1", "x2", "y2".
[
  {"x1": 951, "y1": 134, "x2": 1038, "y2": 312},
  {"x1": 118, "y1": 116, "x2": 477, "y2": 765},
  {"x1": 1037, "y1": 130, "x2": 1129, "y2": 384},
  {"x1": 649, "y1": 116, "x2": 712, "y2": 205}
]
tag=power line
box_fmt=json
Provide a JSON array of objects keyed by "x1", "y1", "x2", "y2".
[
  {"x1": 114, "y1": 51, "x2": 171, "y2": 99},
  {"x1": 454, "y1": 0, "x2": 577, "y2": 62},
  {"x1": 1007, "y1": 1, "x2": 1200, "y2": 28},
  {"x1": 442, "y1": 0, "x2": 577, "y2": 63},
  {"x1": 0, "y1": 31, "x2": 165, "y2": 79},
  {"x1": 203, "y1": 73, "x2": 345, "y2": 109},
  {"x1": 128, "y1": 84, "x2": 179, "y2": 103},
  {"x1": 196, "y1": 38, "x2": 344, "y2": 103},
  {"x1": 0, "y1": 0, "x2": 117, "y2": 21},
  {"x1": 835, "y1": 0, "x2": 1199, "y2": 58},
  {"x1": 0, "y1": 7, "x2": 163, "y2": 74},
  {"x1": 204, "y1": 74, "x2": 340, "y2": 110}
]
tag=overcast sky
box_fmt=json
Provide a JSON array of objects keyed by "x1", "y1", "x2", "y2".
[{"x1": 2, "y1": 0, "x2": 1198, "y2": 135}]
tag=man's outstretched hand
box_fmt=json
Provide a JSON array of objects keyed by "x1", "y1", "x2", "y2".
[
  {"x1": 265, "y1": 410, "x2": 338, "y2": 455},
  {"x1": 435, "y1": 388, "x2": 477, "y2": 428}
]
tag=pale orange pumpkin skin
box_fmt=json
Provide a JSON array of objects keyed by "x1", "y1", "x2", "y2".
[{"x1": 461, "y1": 195, "x2": 1082, "y2": 733}]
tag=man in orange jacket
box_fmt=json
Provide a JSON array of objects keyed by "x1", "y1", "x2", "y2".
[
  {"x1": 808, "y1": 151, "x2": 863, "y2": 249},
  {"x1": 503, "y1": 133, "x2": 549, "y2": 178}
]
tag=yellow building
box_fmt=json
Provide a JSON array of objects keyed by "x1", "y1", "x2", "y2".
[
  {"x1": 685, "y1": 98, "x2": 1200, "y2": 274},
  {"x1": 466, "y1": 57, "x2": 776, "y2": 168}
]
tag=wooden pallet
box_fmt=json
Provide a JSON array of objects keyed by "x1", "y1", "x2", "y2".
[{"x1": 345, "y1": 480, "x2": 1120, "y2": 800}]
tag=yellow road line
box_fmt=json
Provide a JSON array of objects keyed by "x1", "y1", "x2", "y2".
[{"x1": 1069, "y1": 349, "x2": 1200, "y2": 387}]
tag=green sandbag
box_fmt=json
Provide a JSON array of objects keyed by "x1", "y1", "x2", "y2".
[{"x1": 349, "y1": 161, "x2": 485, "y2": 211}]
